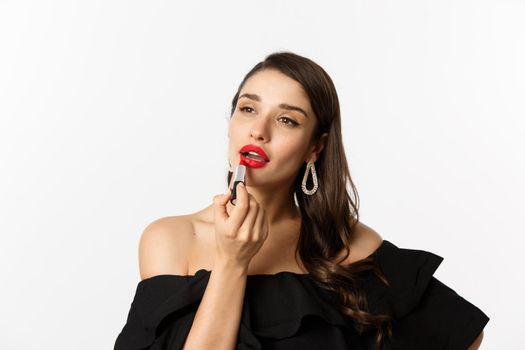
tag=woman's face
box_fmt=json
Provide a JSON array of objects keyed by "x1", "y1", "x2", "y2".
[{"x1": 228, "y1": 68, "x2": 320, "y2": 188}]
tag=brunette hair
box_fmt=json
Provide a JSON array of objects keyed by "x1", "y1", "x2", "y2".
[{"x1": 226, "y1": 51, "x2": 393, "y2": 348}]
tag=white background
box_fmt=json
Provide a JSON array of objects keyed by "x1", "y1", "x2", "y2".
[{"x1": 1, "y1": 1, "x2": 523, "y2": 349}]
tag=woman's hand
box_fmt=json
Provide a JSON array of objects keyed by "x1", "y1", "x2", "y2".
[{"x1": 212, "y1": 182, "x2": 269, "y2": 269}]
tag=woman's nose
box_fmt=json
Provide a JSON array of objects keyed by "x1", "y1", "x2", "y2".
[{"x1": 250, "y1": 115, "x2": 270, "y2": 141}]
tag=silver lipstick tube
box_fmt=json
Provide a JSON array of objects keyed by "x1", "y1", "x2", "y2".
[{"x1": 230, "y1": 164, "x2": 246, "y2": 205}]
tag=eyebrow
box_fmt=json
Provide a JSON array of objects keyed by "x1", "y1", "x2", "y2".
[{"x1": 238, "y1": 93, "x2": 309, "y2": 118}]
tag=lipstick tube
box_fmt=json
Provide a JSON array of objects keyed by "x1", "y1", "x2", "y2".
[{"x1": 230, "y1": 163, "x2": 246, "y2": 205}]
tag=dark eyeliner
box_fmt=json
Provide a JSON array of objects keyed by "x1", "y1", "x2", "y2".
[{"x1": 239, "y1": 106, "x2": 299, "y2": 127}]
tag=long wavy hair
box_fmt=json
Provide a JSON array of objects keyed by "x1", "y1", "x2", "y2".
[{"x1": 226, "y1": 51, "x2": 393, "y2": 348}]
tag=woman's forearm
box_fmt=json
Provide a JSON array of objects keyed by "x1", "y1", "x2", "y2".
[{"x1": 182, "y1": 261, "x2": 248, "y2": 350}]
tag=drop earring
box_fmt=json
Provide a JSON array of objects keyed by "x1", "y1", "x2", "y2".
[{"x1": 301, "y1": 160, "x2": 318, "y2": 195}]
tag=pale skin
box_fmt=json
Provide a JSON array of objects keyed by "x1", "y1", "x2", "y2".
[{"x1": 138, "y1": 68, "x2": 485, "y2": 349}]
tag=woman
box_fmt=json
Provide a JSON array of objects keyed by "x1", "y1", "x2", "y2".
[{"x1": 114, "y1": 51, "x2": 489, "y2": 349}]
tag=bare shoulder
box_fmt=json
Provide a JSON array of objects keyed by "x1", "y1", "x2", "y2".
[
  {"x1": 138, "y1": 215, "x2": 194, "y2": 280},
  {"x1": 345, "y1": 220, "x2": 384, "y2": 264},
  {"x1": 467, "y1": 330, "x2": 484, "y2": 350}
]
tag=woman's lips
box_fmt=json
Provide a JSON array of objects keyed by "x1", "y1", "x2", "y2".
[
  {"x1": 239, "y1": 153, "x2": 268, "y2": 168},
  {"x1": 239, "y1": 145, "x2": 270, "y2": 161}
]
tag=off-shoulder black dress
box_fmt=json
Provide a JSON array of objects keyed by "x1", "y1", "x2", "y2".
[{"x1": 114, "y1": 240, "x2": 489, "y2": 350}]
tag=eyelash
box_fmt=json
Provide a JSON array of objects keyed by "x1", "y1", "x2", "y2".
[{"x1": 239, "y1": 106, "x2": 299, "y2": 127}]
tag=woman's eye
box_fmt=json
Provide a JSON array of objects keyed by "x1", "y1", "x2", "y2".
[
  {"x1": 239, "y1": 106, "x2": 253, "y2": 113},
  {"x1": 239, "y1": 106, "x2": 299, "y2": 127},
  {"x1": 278, "y1": 116, "x2": 299, "y2": 127}
]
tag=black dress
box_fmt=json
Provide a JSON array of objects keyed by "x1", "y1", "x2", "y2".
[{"x1": 114, "y1": 239, "x2": 489, "y2": 350}]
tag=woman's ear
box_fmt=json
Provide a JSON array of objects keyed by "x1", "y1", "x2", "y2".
[{"x1": 309, "y1": 132, "x2": 328, "y2": 162}]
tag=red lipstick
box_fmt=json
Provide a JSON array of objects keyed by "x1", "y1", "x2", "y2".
[{"x1": 239, "y1": 144, "x2": 269, "y2": 168}]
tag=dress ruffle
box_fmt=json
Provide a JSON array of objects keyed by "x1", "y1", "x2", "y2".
[
  {"x1": 114, "y1": 269, "x2": 359, "y2": 349},
  {"x1": 114, "y1": 271, "x2": 211, "y2": 350},
  {"x1": 114, "y1": 240, "x2": 487, "y2": 350},
  {"x1": 359, "y1": 240, "x2": 444, "y2": 319}
]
